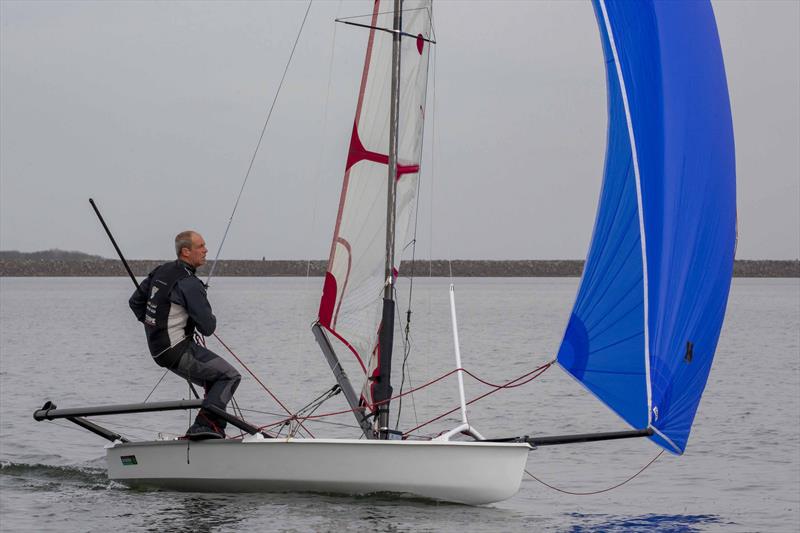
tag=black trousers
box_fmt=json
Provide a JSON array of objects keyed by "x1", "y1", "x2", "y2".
[{"x1": 170, "y1": 342, "x2": 241, "y2": 426}]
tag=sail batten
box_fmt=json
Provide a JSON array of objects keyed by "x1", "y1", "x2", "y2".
[{"x1": 558, "y1": 0, "x2": 736, "y2": 454}]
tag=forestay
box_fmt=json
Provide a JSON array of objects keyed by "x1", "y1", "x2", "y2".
[
  {"x1": 557, "y1": 0, "x2": 736, "y2": 454},
  {"x1": 318, "y1": 0, "x2": 432, "y2": 410}
]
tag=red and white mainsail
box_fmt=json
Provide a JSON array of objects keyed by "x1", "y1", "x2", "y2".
[{"x1": 318, "y1": 0, "x2": 432, "y2": 410}]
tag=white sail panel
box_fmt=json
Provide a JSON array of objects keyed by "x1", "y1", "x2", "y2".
[{"x1": 318, "y1": 0, "x2": 432, "y2": 410}]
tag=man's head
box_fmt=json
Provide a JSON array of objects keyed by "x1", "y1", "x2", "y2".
[{"x1": 175, "y1": 230, "x2": 207, "y2": 268}]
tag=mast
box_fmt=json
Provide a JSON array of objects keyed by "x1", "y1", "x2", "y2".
[{"x1": 376, "y1": 0, "x2": 403, "y2": 439}]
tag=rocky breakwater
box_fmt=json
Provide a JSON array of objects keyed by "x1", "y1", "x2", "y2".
[
  {"x1": 1, "y1": 257, "x2": 798, "y2": 277},
  {"x1": 0, "y1": 259, "x2": 328, "y2": 277}
]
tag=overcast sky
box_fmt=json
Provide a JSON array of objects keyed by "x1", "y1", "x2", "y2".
[{"x1": 1, "y1": 0, "x2": 798, "y2": 260}]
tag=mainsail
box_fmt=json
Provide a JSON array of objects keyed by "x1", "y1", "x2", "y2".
[
  {"x1": 318, "y1": 0, "x2": 432, "y2": 412},
  {"x1": 557, "y1": 0, "x2": 736, "y2": 454}
]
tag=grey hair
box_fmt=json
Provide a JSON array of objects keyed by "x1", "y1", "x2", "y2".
[{"x1": 175, "y1": 231, "x2": 196, "y2": 257}]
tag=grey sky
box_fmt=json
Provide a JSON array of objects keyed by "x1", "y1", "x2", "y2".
[{"x1": 1, "y1": 0, "x2": 798, "y2": 260}]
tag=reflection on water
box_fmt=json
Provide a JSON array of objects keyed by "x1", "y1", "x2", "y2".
[{"x1": 565, "y1": 513, "x2": 726, "y2": 532}]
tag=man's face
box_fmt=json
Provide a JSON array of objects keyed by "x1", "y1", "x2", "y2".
[{"x1": 182, "y1": 233, "x2": 208, "y2": 268}]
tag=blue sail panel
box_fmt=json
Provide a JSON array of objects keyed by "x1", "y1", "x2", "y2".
[
  {"x1": 641, "y1": 1, "x2": 736, "y2": 454},
  {"x1": 557, "y1": 0, "x2": 736, "y2": 455},
  {"x1": 557, "y1": 30, "x2": 648, "y2": 431}
]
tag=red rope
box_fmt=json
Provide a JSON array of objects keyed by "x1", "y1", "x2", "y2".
[
  {"x1": 525, "y1": 450, "x2": 664, "y2": 495},
  {"x1": 252, "y1": 368, "x2": 463, "y2": 431},
  {"x1": 212, "y1": 333, "x2": 315, "y2": 438},
  {"x1": 461, "y1": 366, "x2": 550, "y2": 389},
  {"x1": 253, "y1": 360, "x2": 555, "y2": 437},
  {"x1": 403, "y1": 361, "x2": 554, "y2": 436}
]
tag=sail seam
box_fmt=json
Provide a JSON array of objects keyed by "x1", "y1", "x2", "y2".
[{"x1": 598, "y1": 0, "x2": 653, "y2": 426}]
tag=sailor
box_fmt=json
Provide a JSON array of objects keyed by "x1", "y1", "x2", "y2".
[{"x1": 129, "y1": 230, "x2": 241, "y2": 440}]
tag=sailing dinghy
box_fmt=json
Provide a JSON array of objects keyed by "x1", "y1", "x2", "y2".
[{"x1": 35, "y1": 0, "x2": 735, "y2": 504}]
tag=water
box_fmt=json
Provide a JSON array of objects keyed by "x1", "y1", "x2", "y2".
[{"x1": 1, "y1": 277, "x2": 798, "y2": 532}]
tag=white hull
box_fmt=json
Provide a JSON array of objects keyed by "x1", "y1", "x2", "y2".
[{"x1": 106, "y1": 437, "x2": 530, "y2": 505}]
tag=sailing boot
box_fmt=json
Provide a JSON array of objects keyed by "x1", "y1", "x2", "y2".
[{"x1": 185, "y1": 410, "x2": 225, "y2": 440}]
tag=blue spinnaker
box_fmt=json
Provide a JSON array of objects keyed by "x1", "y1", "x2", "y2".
[{"x1": 557, "y1": 0, "x2": 736, "y2": 454}]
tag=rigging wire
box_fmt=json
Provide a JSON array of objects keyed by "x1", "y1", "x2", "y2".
[
  {"x1": 394, "y1": 313, "x2": 417, "y2": 430},
  {"x1": 428, "y1": 21, "x2": 437, "y2": 282},
  {"x1": 140, "y1": 334, "x2": 194, "y2": 402},
  {"x1": 394, "y1": 283, "x2": 418, "y2": 430},
  {"x1": 524, "y1": 450, "x2": 664, "y2": 496},
  {"x1": 423, "y1": 15, "x2": 438, "y2": 423},
  {"x1": 231, "y1": 396, "x2": 241, "y2": 420},
  {"x1": 124, "y1": 0, "x2": 318, "y2": 423},
  {"x1": 230, "y1": 395, "x2": 246, "y2": 438},
  {"x1": 395, "y1": 4, "x2": 437, "y2": 432},
  {"x1": 232, "y1": 407, "x2": 361, "y2": 431},
  {"x1": 297, "y1": 0, "x2": 343, "y2": 393},
  {"x1": 212, "y1": 332, "x2": 314, "y2": 438},
  {"x1": 288, "y1": 385, "x2": 341, "y2": 437},
  {"x1": 206, "y1": 0, "x2": 314, "y2": 285},
  {"x1": 425, "y1": 31, "x2": 452, "y2": 285},
  {"x1": 142, "y1": 368, "x2": 171, "y2": 403},
  {"x1": 306, "y1": 0, "x2": 342, "y2": 279},
  {"x1": 254, "y1": 361, "x2": 553, "y2": 436},
  {"x1": 335, "y1": 7, "x2": 431, "y2": 23},
  {"x1": 394, "y1": 101, "x2": 426, "y2": 429},
  {"x1": 303, "y1": 2, "x2": 340, "y2": 281},
  {"x1": 402, "y1": 360, "x2": 554, "y2": 437},
  {"x1": 254, "y1": 368, "x2": 465, "y2": 431},
  {"x1": 421, "y1": 32, "x2": 438, "y2": 424}
]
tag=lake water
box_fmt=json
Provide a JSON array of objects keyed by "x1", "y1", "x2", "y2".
[{"x1": 1, "y1": 277, "x2": 798, "y2": 532}]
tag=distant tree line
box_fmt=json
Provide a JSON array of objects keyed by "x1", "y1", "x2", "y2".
[
  {"x1": 0, "y1": 249, "x2": 106, "y2": 261},
  {"x1": 0, "y1": 250, "x2": 797, "y2": 277}
]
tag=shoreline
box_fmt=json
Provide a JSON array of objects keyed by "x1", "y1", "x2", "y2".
[{"x1": 0, "y1": 259, "x2": 797, "y2": 278}]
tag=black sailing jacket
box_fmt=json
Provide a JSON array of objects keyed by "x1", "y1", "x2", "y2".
[{"x1": 129, "y1": 260, "x2": 216, "y2": 367}]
